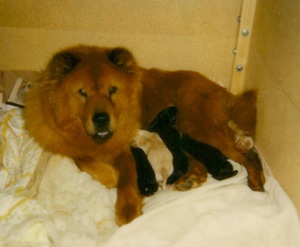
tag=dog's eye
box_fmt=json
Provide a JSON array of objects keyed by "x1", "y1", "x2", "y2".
[
  {"x1": 78, "y1": 88, "x2": 88, "y2": 98},
  {"x1": 109, "y1": 86, "x2": 118, "y2": 96}
]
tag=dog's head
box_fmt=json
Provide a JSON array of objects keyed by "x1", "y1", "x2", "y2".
[{"x1": 25, "y1": 46, "x2": 142, "y2": 155}]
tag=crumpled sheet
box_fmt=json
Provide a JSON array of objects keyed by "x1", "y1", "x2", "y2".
[{"x1": 1, "y1": 104, "x2": 300, "y2": 247}]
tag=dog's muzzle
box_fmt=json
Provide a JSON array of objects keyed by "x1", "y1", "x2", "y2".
[{"x1": 91, "y1": 112, "x2": 113, "y2": 143}]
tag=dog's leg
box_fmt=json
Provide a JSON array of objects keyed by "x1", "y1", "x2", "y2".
[
  {"x1": 226, "y1": 90, "x2": 266, "y2": 191},
  {"x1": 114, "y1": 150, "x2": 143, "y2": 226},
  {"x1": 243, "y1": 147, "x2": 265, "y2": 191},
  {"x1": 228, "y1": 90, "x2": 257, "y2": 137},
  {"x1": 74, "y1": 158, "x2": 119, "y2": 188},
  {"x1": 226, "y1": 120, "x2": 265, "y2": 191},
  {"x1": 216, "y1": 141, "x2": 265, "y2": 192}
]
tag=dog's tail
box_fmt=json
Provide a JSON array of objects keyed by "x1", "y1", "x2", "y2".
[{"x1": 228, "y1": 90, "x2": 257, "y2": 138}]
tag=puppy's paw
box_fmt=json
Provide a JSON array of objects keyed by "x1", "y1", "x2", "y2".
[{"x1": 173, "y1": 160, "x2": 207, "y2": 191}]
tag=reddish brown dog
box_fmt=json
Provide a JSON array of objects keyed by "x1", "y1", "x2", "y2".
[{"x1": 24, "y1": 45, "x2": 265, "y2": 226}]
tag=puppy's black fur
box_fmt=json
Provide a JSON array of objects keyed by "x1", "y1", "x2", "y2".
[
  {"x1": 147, "y1": 106, "x2": 189, "y2": 185},
  {"x1": 131, "y1": 147, "x2": 158, "y2": 196},
  {"x1": 180, "y1": 134, "x2": 238, "y2": 180}
]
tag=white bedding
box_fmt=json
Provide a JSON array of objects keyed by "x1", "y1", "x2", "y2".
[{"x1": 1, "y1": 104, "x2": 300, "y2": 247}]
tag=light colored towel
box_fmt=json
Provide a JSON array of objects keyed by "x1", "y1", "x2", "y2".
[{"x1": 1, "y1": 104, "x2": 300, "y2": 247}]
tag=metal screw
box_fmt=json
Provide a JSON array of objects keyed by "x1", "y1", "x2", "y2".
[
  {"x1": 242, "y1": 29, "x2": 249, "y2": 36},
  {"x1": 236, "y1": 64, "x2": 243, "y2": 71},
  {"x1": 233, "y1": 48, "x2": 237, "y2": 55}
]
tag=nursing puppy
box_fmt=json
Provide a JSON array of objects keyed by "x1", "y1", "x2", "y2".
[
  {"x1": 133, "y1": 129, "x2": 173, "y2": 190},
  {"x1": 131, "y1": 146, "x2": 159, "y2": 196},
  {"x1": 147, "y1": 106, "x2": 189, "y2": 186}
]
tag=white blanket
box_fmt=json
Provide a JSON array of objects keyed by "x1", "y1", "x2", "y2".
[{"x1": 1, "y1": 104, "x2": 300, "y2": 247}]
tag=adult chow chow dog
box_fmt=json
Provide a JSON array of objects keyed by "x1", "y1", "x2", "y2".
[
  {"x1": 24, "y1": 46, "x2": 143, "y2": 226},
  {"x1": 24, "y1": 45, "x2": 265, "y2": 225}
]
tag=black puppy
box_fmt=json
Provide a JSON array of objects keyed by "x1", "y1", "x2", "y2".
[
  {"x1": 147, "y1": 106, "x2": 189, "y2": 185},
  {"x1": 131, "y1": 147, "x2": 158, "y2": 196},
  {"x1": 180, "y1": 134, "x2": 238, "y2": 180},
  {"x1": 132, "y1": 106, "x2": 188, "y2": 196}
]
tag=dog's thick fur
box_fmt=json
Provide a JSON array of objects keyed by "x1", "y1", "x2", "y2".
[
  {"x1": 24, "y1": 45, "x2": 265, "y2": 225},
  {"x1": 24, "y1": 46, "x2": 143, "y2": 226}
]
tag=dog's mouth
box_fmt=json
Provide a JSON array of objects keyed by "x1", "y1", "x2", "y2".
[
  {"x1": 92, "y1": 130, "x2": 113, "y2": 143},
  {"x1": 88, "y1": 112, "x2": 114, "y2": 143}
]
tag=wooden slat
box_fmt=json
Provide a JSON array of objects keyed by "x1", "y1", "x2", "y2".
[{"x1": 230, "y1": 0, "x2": 257, "y2": 94}]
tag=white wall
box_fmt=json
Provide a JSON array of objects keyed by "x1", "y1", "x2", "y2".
[
  {"x1": 244, "y1": 0, "x2": 300, "y2": 213},
  {"x1": 0, "y1": 0, "x2": 242, "y2": 87}
]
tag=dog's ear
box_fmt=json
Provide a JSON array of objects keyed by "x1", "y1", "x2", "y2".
[
  {"x1": 47, "y1": 51, "x2": 81, "y2": 79},
  {"x1": 107, "y1": 48, "x2": 137, "y2": 72}
]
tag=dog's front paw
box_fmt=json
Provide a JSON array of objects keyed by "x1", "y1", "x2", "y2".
[
  {"x1": 115, "y1": 183, "x2": 143, "y2": 225},
  {"x1": 115, "y1": 201, "x2": 143, "y2": 226}
]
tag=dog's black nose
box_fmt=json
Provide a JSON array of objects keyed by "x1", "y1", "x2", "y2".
[{"x1": 92, "y1": 112, "x2": 110, "y2": 127}]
